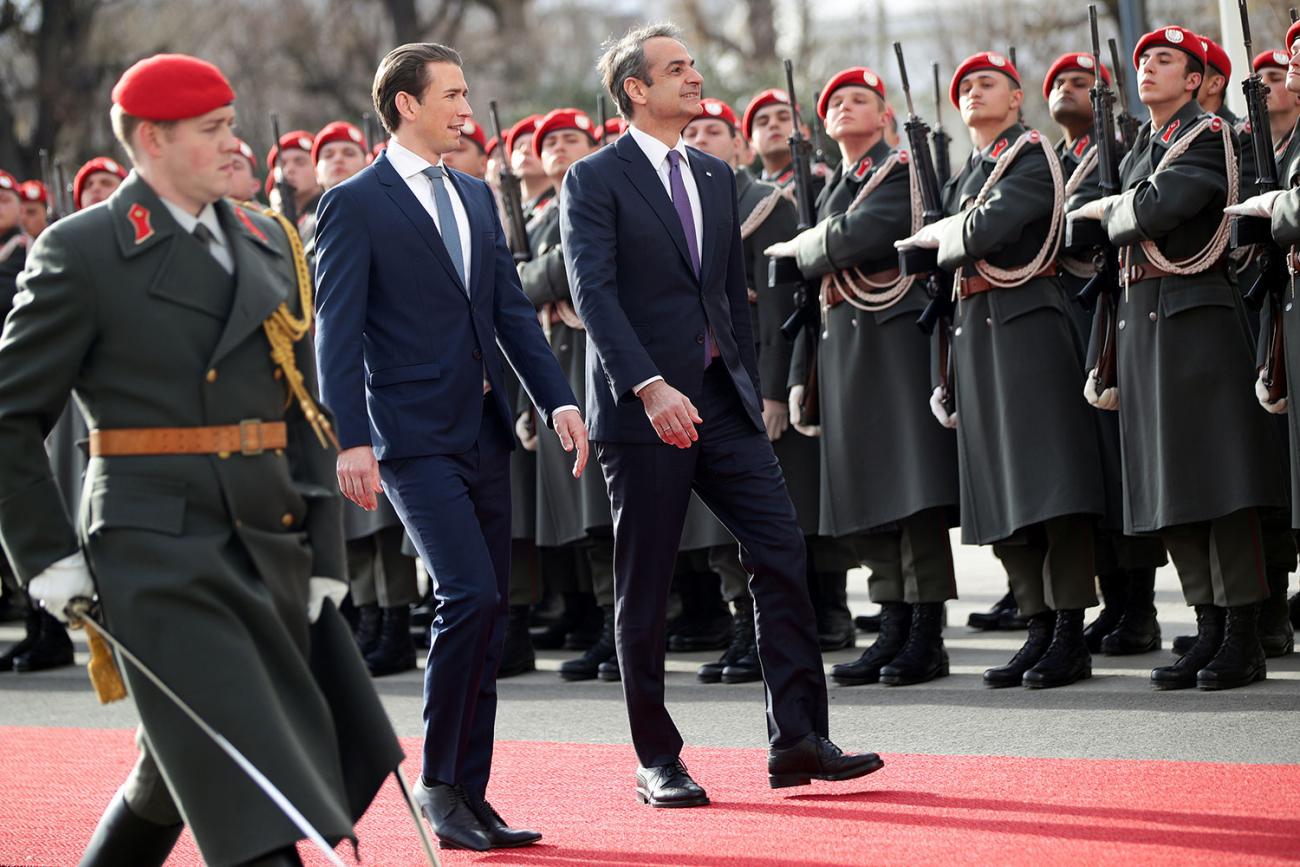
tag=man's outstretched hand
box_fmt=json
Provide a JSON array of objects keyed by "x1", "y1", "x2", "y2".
[
  {"x1": 337, "y1": 445, "x2": 383, "y2": 510},
  {"x1": 639, "y1": 380, "x2": 702, "y2": 449},
  {"x1": 554, "y1": 409, "x2": 590, "y2": 478}
]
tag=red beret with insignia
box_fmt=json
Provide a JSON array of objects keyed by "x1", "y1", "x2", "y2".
[
  {"x1": 596, "y1": 117, "x2": 627, "y2": 142},
  {"x1": 817, "y1": 68, "x2": 886, "y2": 119},
  {"x1": 0, "y1": 170, "x2": 17, "y2": 199},
  {"x1": 264, "y1": 130, "x2": 313, "y2": 197},
  {"x1": 233, "y1": 138, "x2": 258, "y2": 170},
  {"x1": 311, "y1": 121, "x2": 368, "y2": 165},
  {"x1": 111, "y1": 54, "x2": 235, "y2": 121},
  {"x1": 1041, "y1": 53, "x2": 1113, "y2": 100},
  {"x1": 505, "y1": 115, "x2": 542, "y2": 157},
  {"x1": 73, "y1": 157, "x2": 128, "y2": 211},
  {"x1": 741, "y1": 88, "x2": 791, "y2": 139},
  {"x1": 532, "y1": 108, "x2": 597, "y2": 159},
  {"x1": 1289, "y1": 21, "x2": 1300, "y2": 54},
  {"x1": 691, "y1": 98, "x2": 739, "y2": 131},
  {"x1": 950, "y1": 52, "x2": 1021, "y2": 107},
  {"x1": 459, "y1": 118, "x2": 487, "y2": 154},
  {"x1": 1133, "y1": 26, "x2": 1207, "y2": 71},
  {"x1": 1197, "y1": 35, "x2": 1231, "y2": 78},
  {"x1": 19, "y1": 180, "x2": 48, "y2": 204},
  {"x1": 1254, "y1": 49, "x2": 1290, "y2": 73}
]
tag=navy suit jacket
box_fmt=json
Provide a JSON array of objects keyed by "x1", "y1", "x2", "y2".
[
  {"x1": 560, "y1": 134, "x2": 765, "y2": 444},
  {"x1": 314, "y1": 150, "x2": 575, "y2": 460}
]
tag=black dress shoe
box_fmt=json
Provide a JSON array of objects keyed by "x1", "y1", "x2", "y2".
[
  {"x1": 80, "y1": 792, "x2": 183, "y2": 867},
  {"x1": 468, "y1": 797, "x2": 542, "y2": 848},
  {"x1": 12, "y1": 610, "x2": 73, "y2": 673},
  {"x1": 983, "y1": 611, "x2": 1052, "y2": 687},
  {"x1": 767, "y1": 733, "x2": 884, "y2": 789},
  {"x1": 411, "y1": 779, "x2": 491, "y2": 851},
  {"x1": 636, "y1": 760, "x2": 710, "y2": 808},
  {"x1": 968, "y1": 590, "x2": 1017, "y2": 630}
]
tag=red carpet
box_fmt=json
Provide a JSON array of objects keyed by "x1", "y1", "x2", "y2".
[{"x1": 1, "y1": 727, "x2": 1298, "y2": 865}]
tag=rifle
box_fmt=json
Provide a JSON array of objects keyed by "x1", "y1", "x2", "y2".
[
  {"x1": 596, "y1": 94, "x2": 609, "y2": 147},
  {"x1": 38, "y1": 148, "x2": 58, "y2": 221},
  {"x1": 895, "y1": 42, "x2": 956, "y2": 414},
  {"x1": 810, "y1": 90, "x2": 830, "y2": 168},
  {"x1": 361, "y1": 111, "x2": 380, "y2": 151},
  {"x1": 770, "y1": 58, "x2": 822, "y2": 426},
  {"x1": 52, "y1": 160, "x2": 72, "y2": 217},
  {"x1": 1009, "y1": 46, "x2": 1024, "y2": 125},
  {"x1": 1108, "y1": 38, "x2": 1140, "y2": 152},
  {"x1": 488, "y1": 100, "x2": 531, "y2": 262},
  {"x1": 931, "y1": 63, "x2": 952, "y2": 188},
  {"x1": 1066, "y1": 5, "x2": 1123, "y2": 394},
  {"x1": 269, "y1": 112, "x2": 299, "y2": 228},
  {"x1": 1232, "y1": 0, "x2": 1287, "y2": 402}
]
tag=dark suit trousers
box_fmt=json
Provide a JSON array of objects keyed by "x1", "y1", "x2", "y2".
[
  {"x1": 379, "y1": 400, "x2": 511, "y2": 801},
  {"x1": 596, "y1": 365, "x2": 828, "y2": 768}
]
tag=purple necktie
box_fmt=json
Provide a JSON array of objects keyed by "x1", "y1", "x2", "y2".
[{"x1": 667, "y1": 150, "x2": 712, "y2": 366}]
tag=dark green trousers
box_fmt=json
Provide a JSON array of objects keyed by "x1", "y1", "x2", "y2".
[
  {"x1": 842, "y1": 508, "x2": 957, "y2": 604},
  {"x1": 345, "y1": 525, "x2": 419, "y2": 608},
  {"x1": 992, "y1": 514, "x2": 1098, "y2": 616},
  {"x1": 1161, "y1": 508, "x2": 1269, "y2": 607}
]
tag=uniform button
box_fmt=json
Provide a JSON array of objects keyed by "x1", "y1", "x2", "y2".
[
  {"x1": 560, "y1": 344, "x2": 569, "y2": 351},
  {"x1": 985, "y1": 317, "x2": 992, "y2": 326},
  {"x1": 1287, "y1": 303, "x2": 1294, "y2": 313},
  {"x1": 1118, "y1": 320, "x2": 1126, "y2": 330},
  {"x1": 822, "y1": 330, "x2": 829, "y2": 339},
  {"x1": 273, "y1": 369, "x2": 283, "y2": 380},
  {"x1": 217, "y1": 451, "x2": 231, "y2": 460},
  {"x1": 954, "y1": 327, "x2": 963, "y2": 337},
  {"x1": 205, "y1": 369, "x2": 218, "y2": 383},
  {"x1": 281, "y1": 513, "x2": 294, "y2": 528},
  {"x1": 1148, "y1": 311, "x2": 1157, "y2": 321},
  {"x1": 850, "y1": 319, "x2": 858, "y2": 327},
  {"x1": 695, "y1": 334, "x2": 705, "y2": 344},
  {"x1": 472, "y1": 349, "x2": 482, "y2": 360}
]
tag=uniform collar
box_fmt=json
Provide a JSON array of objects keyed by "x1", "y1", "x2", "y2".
[
  {"x1": 158, "y1": 197, "x2": 227, "y2": 252},
  {"x1": 978, "y1": 123, "x2": 1027, "y2": 162},
  {"x1": 1153, "y1": 99, "x2": 1207, "y2": 149}
]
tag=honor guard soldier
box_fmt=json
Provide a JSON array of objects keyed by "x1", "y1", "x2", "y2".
[
  {"x1": 444, "y1": 117, "x2": 489, "y2": 179},
  {"x1": 505, "y1": 114, "x2": 555, "y2": 220},
  {"x1": 1255, "y1": 48, "x2": 1300, "y2": 156},
  {"x1": 265, "y1": 128, "x2": 322, "y2": 234},
  {"x1": 743, "y1": 89, "x2": 826, "y2": 197},
  {"x1": 1073, "y1": 26, "x2": 1288, "y2": 690},
  {"x1": 73, "y1": 156, "x2": 128, "y2": 210},
  {"x1": 899, "y1": 51, "x2": 1107, "y2": 689},
  {"x1": 304, "y1": 121, "x2": 368, "y2": 250},
  {"x1": 229, "y1": 139, "x2": 263, "y2": 203},
  {"x1": 19, "y1": 180, "x2": 50, "y2": 239},
  {"x1": 766, "y1": 68, "x2": 960, "y2": 686},
  {"x1": 1046, "y1": 53, "x2": 1171, "y2": 657},
  {"x1": 0, "y1": 54, "x2": 403, "y2": 863}
]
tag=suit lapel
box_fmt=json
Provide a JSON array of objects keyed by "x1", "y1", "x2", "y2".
[
  {"x1": 207, "y1": 199, "x2": 289, "y2": 366},
  {"x1": 617, "y1": 135, "x2": 696, "y2": 278},
  {"x1": 373, "y1": 153, "x2": 468, "y2": 297},
  {"x1": 687, "y1": 147, "x2": 718, "y2": 287}
]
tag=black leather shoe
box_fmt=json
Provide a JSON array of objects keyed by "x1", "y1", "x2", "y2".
[
  {"x1": 1084, "y1": 571, "x2": 1128, "y2": 653},
  {"x1": 1258, "y1": 568, "x2": 1294, "y2": 658},
  {"x1": 830, "y1": 601, "x2": 909, "y2": 686},
  {"x1": 467, "y1": 796, "x2": 541, "y2": 848},
  {"x1": 353, "y1": 604, "x2": 382, "y2": 657},
  {"x1": 560, "y1": 605, "x2": 616, "y2": 681},
  {"x1": 13, "y1": 610, "x2": 73, "y2": 673},
  {"x1": 880, "y1": 602, "x2": 949, "y2": 686},
  {"x1": 498, "y1": 605, "x2": 536, "y2": 678},
  {"x1": 1099, "y1": 568, "x2": 1161, "y2": 655},
  {"x1": 1152, "y1": 605, "x2": 1223, "y2": 690},
  {"x1": 1023, "y1": 609, "x2": 1092, "y2": 689},
  {"x1": 636, "y1": 760, "x2": 709, "y2": 807},
  {"x1": 364, "y1": 605, "x2": 416, "y2": 677},
  {"x1": 699, "y1": 597, "x2": 754, "y2": 682},
  {"x1": 1197, "y1": 604, "x2": 1267, "y2": 691},
  {"x1": 411, "y1": 779, "x2": 491, "y2": 851},
  {"x1": 768, "y1": 733, "x2": 884, "y2": 789},
  {"x1": 0, "y1": 608, "x2": 40, "y2": 673},
  {"x1": 80, "y1": 792, "x2": 183, "y2": 867},
  {"x1": 983, "y1": 611, "x2": 1053, "y2": 687}
]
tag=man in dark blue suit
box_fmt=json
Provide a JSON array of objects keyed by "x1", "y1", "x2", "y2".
[
  {"x1": 313, "y1": 42, "x2": 588, "y2": 850},
  {"x1": 561, "y1": 23, "x2": 884, "y2": 807}
]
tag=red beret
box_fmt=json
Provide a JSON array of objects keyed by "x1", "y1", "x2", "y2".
[
  {"x1": 19, "y1": 180, "x2": 48, "y2": 204},
  {"x1": 742, "y1": 89, "x2": 791, "y2": 139},
  {"x1": 1041, "y1": 53, "x2": 1113, "y2": 100},
  {"x1": 532, "y1": 108, "x2": 597, "y2": 159},
  {"x1": 1133, "y1": 26, "x2": 1207, "y2": 71},
  {"x1": 818, "y1": 68, "x2": 886, "y2": 119},
  {"x1": 485, "y1": 135, "x2": 499, "y2": 156},
  {"x1": 950, "y1": 52, "x2": 1021, "y2": 107},
  {"x1": 459, "y1": 118, "x2": 487, "y2": 153},
  {"x1": 111, "y1": 54, "x2": 234, "y2": 121},
  {"x1": 372, "y1": 140, "x2": 388, "y2": 160},
  {"x1": 595, "y1": 117, "x2": 627, "y2": 142},
  {"x1": 233, "y1": 138, "x2": 257, "y2": 169},
  {"x1": 264, "y1": 130, "x2": 313, "y2": 197},
  {"x1": 1289, "y1": 21, "x2": 1300, "y2": 53},
  {"x1": 505, "y1": 115, "x2": 541, "y2": 157},
  {"x1": 691, "y1": 98, "x2": 739, "y2": 130},
  {"x1": 311, "y1": 121, "x2": 367, "y2": 164},
  {"x1": 1254, "y1": 49, "x2": 1291, "y2": 73},
  {"x1": 0, "y1": 171, "x2": 17, "y2": 198},
  {"x1": 73, "y1": 157, "x2": 128, "y2": 210},
  {"x1": 1197, "y1": 35, "x2": 1231, "y2": 78}
]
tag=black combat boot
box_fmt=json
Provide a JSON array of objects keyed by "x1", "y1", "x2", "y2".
[
  {"x1": 1100, "y1": 568, "x2": 1161, "y2": 655},
  {"x1": 410, "y1": 587, "x2": 437, "y2": 629},
  {"x1": 1197, "y1": 604, "x2": 1267, "y2": 690},
  {"x1": 497, "y1": 605, "x2": 536, "y2": 678},
  {"x1": 1290, "y1": 592, "x2": 1300, "y2": 630},
  {"x1": 983, "y1": 611, "x2": 1053, "y2": 687},
  {"x1": 365, "y1": 605, "x2": 416, "y2": 677},
  {"x1": 13, "y1": 609, "x2": 74, "y2": 673},
  {"x1": 530, "y1": 592, "x2": 587, "y2": 650},
  {"x1": 1151, "y1": 605, "x2": 1223, "y2": 690},
  {"x1": 1084, "y1": 571, "x2": 1127, "y2": 653},
  {"x1": 80, "y1": 792, "x2": 184, "y2": 867},
  {"x1": 559, "y1": 605, "x2": 616, "y2": 681},
  {"x1": 668, "y1": 575, "x2": 732, "y2": 652},
  {"x1": 854, "y1": 606, "x2": 882, "y2": 633},
  {"x1": 968, "y1": 590, "x2": 1020, "y2": 630},
  {"x1": 1257, "y1": 568, "x2": 1294, "y2": 658},
  {"x1": 352, "y1": 603, "x2": 382, "y2": 657},
  {"x1": 0, "y1": 608, "x2": 40, "y2": 672},
  {"x1": 1023, "y1": 609, "x2": 1091, "y2": 688},
  {"x1": 829, "y1": 602, "x2": 909, "y2": 686},
  {"x1": 698, "y1": 597, "x2": 755, "y2": 683},
  {"x1": 879, "y1": 602, "x2": 949, "y2": 686},
  {"x1": 597, "y1": 654, "x2": 621, "y2": 682},
  {"x1": 814, "y1": 572, "x2": 855, "y2": 651},
  {"x1": 720, "y1": 610, "x2": 762, "y2": 683}
]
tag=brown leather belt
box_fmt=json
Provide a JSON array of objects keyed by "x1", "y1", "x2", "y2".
[
  {"x1": 824, "y1": 268, "x2": 902, "y2": 308},
  {"x1": 959, "y1": 263, "x2": 1058, "y2": 300},
  {"x1": 89, "y1": 421, "x2": 287, "y2": 457}
]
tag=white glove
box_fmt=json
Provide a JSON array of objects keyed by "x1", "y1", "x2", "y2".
[
  {"x1": 307, "y1": 577, "x2": 349, "y2": 624},
  {"x1": 787, "y1": 385, "x2": 822, "y2": 437},
  {"x1": 1084, "y1": 368, "x2": 1119, "y2": 411},
  {"x1": 514, "y1": 411, "x2": 538, "y2": 452},
  {"x1": 895, "y1": 218, "x2": 948, "y2": 251},
  {"x1": 1069, "y1": 194, "x2": 1120, "y2": 222},
  {"x1": 764, "y1": 233, "x2": 807, "y2": 259},
  {"x1": 1256, "y1": 372, "x2": 1288, "y2": 414},
  {"x1": 1225, "y1": 191, "x2": 1282, "y2": 219},
  {"x1": 28, "y1": 551, "x2": 95, "y2": 623},
  {"x1": 929, "y1": 387, "x2": 957, "y2": 429}
]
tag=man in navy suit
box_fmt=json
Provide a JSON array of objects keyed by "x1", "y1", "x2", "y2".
[
  {"x1": 561, "y1": 23, "x2": 884, "y2": 807},
  {"x1": 313, "y1": 42, "x2": 588, "y2": 850}
]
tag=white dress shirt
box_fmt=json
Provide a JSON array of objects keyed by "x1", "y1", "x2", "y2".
[
  {"x1": 385, "y1": 136, "x2": 473, "y2": 286},
  {"x1": 160, "y1": 198, "x2": 234, "y2": 274}
]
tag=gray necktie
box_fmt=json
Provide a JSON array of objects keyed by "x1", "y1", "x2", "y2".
[{"x1": 421, "y1": 165, "x2": 467, "y2": 291}]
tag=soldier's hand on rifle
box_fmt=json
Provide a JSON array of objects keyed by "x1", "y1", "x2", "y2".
[
  {"x1": 1225, "y1": 191, "x2": 1282, "y2": 219},
  {"x1": 515, "y1": 411, "x2": 539, "y2": 452},
  {"x1": 1256, "y1": 371, "x2": 1288, "y2": 415},
  {"x1": 307, "y1": 578, "x2": 349, "y2": 623},
  {"x1": 762, "y1": 398, "x2": 789, "y2": 442},
  {"x1": 763, "y1": 238, "x2": 799, "y2": 259},
  {"x1": 337, "y1": 445, "x2": 383, "y2": 511},
  {"x1": 787, "y1": 386, "x2": 821, "y2": 437},
  {"x1": 929, "y1": 387, "x2": 957, "y2": 429},
  {"x1": 1084, "y1": 368, "x2": 1119, "y2": 411},
  {"x1": 553, "y1": 409, "x2": 590, "y2": 479},
  {"x1": 28, "y1": 551, "x2": 95, "y2": 624},
  {"x1": 1070, "y1": 195, "x2": 1120, "y2": 222},
  {"x1": 896, "y1": 216, "x2": 957, "y2": 251},
  {"x1": 640, "y1": 380, "x2": 702, "y2": 449}
]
